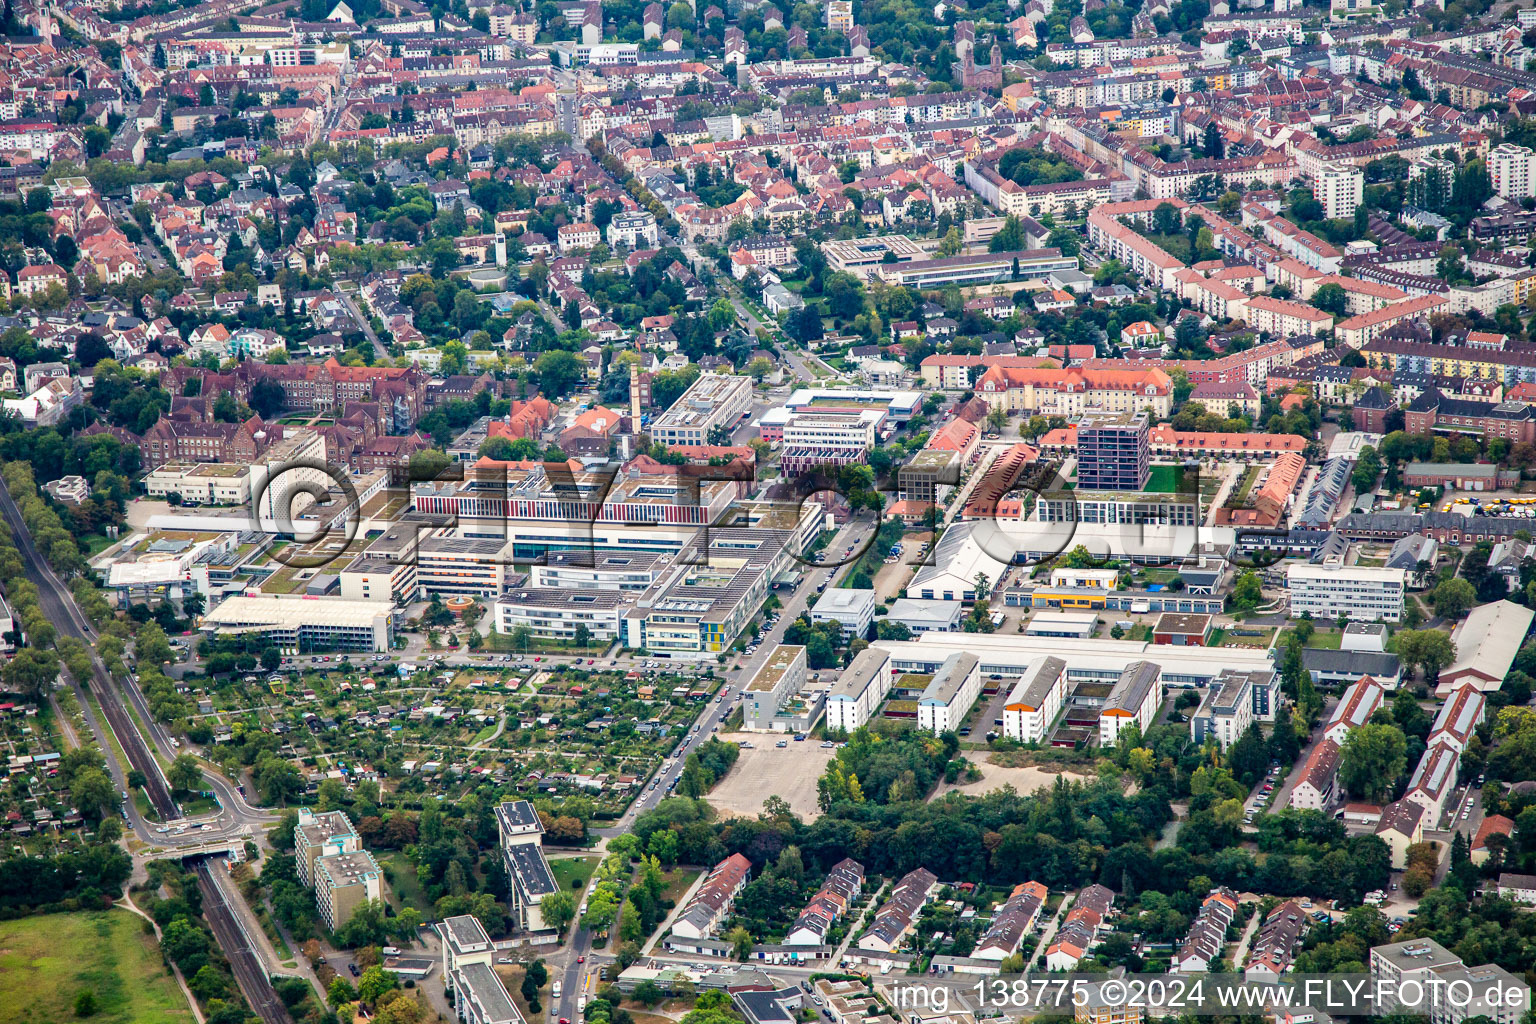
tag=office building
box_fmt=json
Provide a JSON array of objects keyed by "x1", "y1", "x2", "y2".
[
  {"x1": 531, "y1": 551, "x2": 664, "y2": 592},
  {"x1": 810, "y1": 589, "x2": 877, "y2": 638},
  {"x1": 648, "y1": 373, "x2": 753, "y2": 447},
  {"x1": 494, "y1": 587, "x2": 627, "y2": 643},
  {"x1": 883, "y1": 598, "x2": 964, "y2": 633},
  {"x1": 200, "y1": 594, "x2": 397, "y2": 652},
  {"x1": 315, "y1": 850, "x2": 384, "y2": 931},
  {"x1": 1076, "y1": 411, "x2": 1150, "y2": 491},
  {"x1": 1285, "y1": 563, "x2": 1406, "y2": 622},
  {"x1": 872, "y1": 249, "x2": 1078, "y2": 289},
  {"x1": 622, "y1": 526, "x2": 800, "y2": 657}
]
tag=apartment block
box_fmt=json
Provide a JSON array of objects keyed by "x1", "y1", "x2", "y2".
[
  {"x1": 825, "y1": 646, "x2": 893, "y2": 734},
  {"x1": 917, "y1": 651, "x2": 982, "y2": 734},
  {"x1": 1490, "y1": 143, "x2": 1536, "y2": 199},
  {"x1": 1076, "y1": 410, "x2": 1150, "y2": 491},
  {"x1": 497, "y1": 800, "x2": 559, "y2": 932},
  {"x1": 1316, "y1": 165, "x2": 1363, "y2": 219},
  {"x1": 1003, "y1": 656, "x2": 1067, "y2": 744},
  {"x1": 294, "y1": 808, "x2": 361, "y2": 888},
  {"x1": 315, "y1": 850, "x2": 384, "y2": 931}
]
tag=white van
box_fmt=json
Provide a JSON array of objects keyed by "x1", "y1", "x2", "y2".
[{"x1": 552, "y1": 981, "x2": 563, "y2": 1000}]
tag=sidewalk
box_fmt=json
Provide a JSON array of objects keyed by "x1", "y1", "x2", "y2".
[
  {"x1": 1031, "y1": 890, "x2": 1073, "y2": 968},
  {"x1": 120, "y1": 895, "x2": 206, "y2": 1024},
  {"x1": 642, "y1": 869, "x2": 709, "y2": 955},
  {"x1": 831, "y1": 882, "x2": 888, "y2": 965},
  {"x1": 210, "y1": 860, "x2": 320, "y2": 990},
  {"x1": 1228, "y1": 907, "x2": 1262, "y2": 970}
]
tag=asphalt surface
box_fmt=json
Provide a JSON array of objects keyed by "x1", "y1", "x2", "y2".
[
  {"x1": 0, "y1": 479, "x2": 179, "y2": 821},
  {"x1": 544, "y1": 514, "x2": 877, "y2": 1024},
  {"x1": 0, "y1": 478, "x2": 293, "y2": 1024}
]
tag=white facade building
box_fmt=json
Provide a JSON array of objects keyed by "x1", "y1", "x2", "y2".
[
  {"x1": 1003, "y1": 656, "x2": 1067, "y2": 744},
  {"x1": 825, "y1": 647, "x2": 893, "y2": 733},
  {"x1": 917, "y1": 651, "x2": 982, "y2": 734},
  {"x1": 1316, "y1": 165, "x2": 1363, "y2": 219},
  {"x1": 1490, "y1": 143, "x2": 1536, "y2": 199},
  {"x1": 810, "y1": 588, "x2": 877, "y2": 637},
  {"x1": 1285, "y1": 563, "x2": 1405, "y2": 622}
]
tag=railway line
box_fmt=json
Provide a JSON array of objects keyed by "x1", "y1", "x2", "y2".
[{"x1": 0, "y1": 479, "x2": 292, "y2": 1024}]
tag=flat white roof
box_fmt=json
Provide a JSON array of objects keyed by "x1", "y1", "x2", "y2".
[
  {"x1": 204, "y1": 593, "x2": 395, "y2": 628},
  {"x1": 875, "y1": 632, "x2": 1274, "y2": 679}
]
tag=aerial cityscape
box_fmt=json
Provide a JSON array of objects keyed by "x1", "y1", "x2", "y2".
[{"x1": 4, "y1": 0, "x2": 1536, "y2": 1022}]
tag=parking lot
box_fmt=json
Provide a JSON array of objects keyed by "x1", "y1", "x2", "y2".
[{"x1": 707, "y1": 731, "x2": 835, "y2": 820}]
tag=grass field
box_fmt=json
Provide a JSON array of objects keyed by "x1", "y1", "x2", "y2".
[
  {"x1": 551, "y1": 856, "x2": 595, "y2": 894},
  {"x1": 383, "y1": 851, "x2": 431, "y2": 913},
  {"x1": 0, "y1": 910, "x2": 195, "y2": 1024}
]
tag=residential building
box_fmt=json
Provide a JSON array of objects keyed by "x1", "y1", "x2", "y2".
[
  {"x1": 917, "y1": 651, "x2": 982, "y2": 734},
  {"x1": 671, "y1": 853, "x2": 753, "y2": 940},
  {"x1": 973, "y1": 881, "x2": 1047, "y2": 961},
  {"x1": 314, "y1": 850, "x2": 384, "y2": 931},
  {"x1": 497, "y1": 800, "x2": 559, "y2": 933},
  {"x1": 1290, "y1": 738, "x2": 1341, "y2": 811},
  {"x1": 1172, "y1": 888, "x2": 1238, "y2": 973},
  {"x1": 1099, "y1": 660, "x2": 1161, "y2": 745},
  {"x1": 785, "y1": 859, "x2": 865, "y2": 946},
  {"x1": 743, "y1": 645, "x2": 809, "y2": 733},
  {"x1": 825, "y1": 647, "x2": 893, "y2": 734},
  {"x1": 1405, "y1": 740, "x2": 1459, "y2": 824},
  {"x1": 1495, "y1": 873, "x2": 1536, "y2": 904},
  {"x1": 294, "y1": 808, "x2": 361, "y2": 888},
  {"x1": 1490, "y1": 144, "x2": 1536, "y2": 199},
  {"x1": 1316, "y1": 166, "x2": 1363, "y2": 220},
  {"x1": 1189, "y1": 668, "x2": 1262, "y2": 750},
  {"x1": 1376, "y1": 798, "x2": 1426, "y2": 869},
  {"x1": 1076, "y1": 410, "x2": 1150, "y2": 491},
  {"x1": 1003, "y1": 656, "x2": 1067, "y2": 744},
  {"x1": 1243, "y1": 901, "x2": 1307, "y2": 981},
  {"x1": 1045, "y1": 884, "x2": 1115, "y2": 970},
  {"x1": 857, "y1": 867, "x2": 937, "y2": 952},
  {"x1": 1323, "y1": 676, "x2": 1385, "y2": 744}
]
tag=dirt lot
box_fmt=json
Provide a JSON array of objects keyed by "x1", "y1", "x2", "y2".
[
  {"x1": 707, "y1": 731, "x2": 835, "y2": 820},
  {"x1": 932, "y1": 760, "x2": 1092, "y2": 799}
]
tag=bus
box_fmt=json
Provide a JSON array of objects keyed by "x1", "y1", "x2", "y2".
[{"x1": 552, "y1": 982, "x2": 563, "y2": 1000}]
